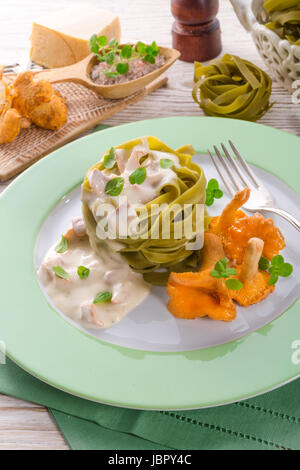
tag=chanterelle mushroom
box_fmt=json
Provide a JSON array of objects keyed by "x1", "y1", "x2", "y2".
[
  {"x1": 230, "y1": 237, "x2": 275, "y2": 306},
  {"x1": 209, "y1": 188, "x2": 285, "y2": 264},
  {"x1": 167, "y1": 233, "x2": 236, "y2": 322}
]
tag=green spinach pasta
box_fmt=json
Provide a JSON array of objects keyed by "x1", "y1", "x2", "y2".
[
  {"x1": 192, "y1": 54, "x2": 273, "y2": 122},
  {"x1": 82, "y1": 136, "x2": 209, "y2": 285},
  {"x1": 264, "y1": 0, "x2": 300, "y2": 44}
]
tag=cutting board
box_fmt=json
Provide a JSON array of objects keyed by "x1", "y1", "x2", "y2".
[{"x1": 0, "y1": 75, "x2": 167, "y2": 182}]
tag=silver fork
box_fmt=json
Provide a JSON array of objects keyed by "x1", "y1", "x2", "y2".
[{"x1": 208, "y1": 140, "x2": 300, "y2": 232}]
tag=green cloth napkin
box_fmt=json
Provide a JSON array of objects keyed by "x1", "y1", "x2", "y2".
[
  {"x1": 0, "y1": 356, "x2": 299, "y2": 450},
  {"x1": 1, "y1": 125, "x2": 299, "y2": 450}
]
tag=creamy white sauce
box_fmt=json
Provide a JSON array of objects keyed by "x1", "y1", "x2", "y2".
[
  {"x1": 82, "y1": 140, "x2": 180, "y2": 240},
  {"x1": 38, "y1": 222, "x2": 150, "y2": 329},
  {"x1": 38, "y1": 142, "x2": 178, "y2": 330}
]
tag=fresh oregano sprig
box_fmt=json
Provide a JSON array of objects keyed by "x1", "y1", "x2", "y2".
[
  {"x1": 55, "y1": 235, "x2": 69, "y2": 254},
  {"x1": 210, "y1": 258, "x2": 243, "y2": 291},
  {"x1": 104, "y1": 147, "x2": 116, "y2": 169},
  {"x1": 206, "y1": 179, "x2": 223, "y2": 207},
  {"x1": 89, "y1": 35, "x2": 160, "y2": 78},
  {"x1": 259, "y1": 255, "x2": 293, "y2": 286}
]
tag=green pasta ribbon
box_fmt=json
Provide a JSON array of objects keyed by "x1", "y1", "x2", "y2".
[
  {"x1": 192, "y1": 54, "x2": 273, "y2": 122},
  {"x1": 264, "y1": 0, "x2": 300, "y2": 44},
  {"x1": 82, "y1": 137, "x2": 210, "y2": 286}
]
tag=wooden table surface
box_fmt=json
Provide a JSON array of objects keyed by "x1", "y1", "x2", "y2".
[{"x1": 0, "y1": 0, "x2": 299, "y2": 450}]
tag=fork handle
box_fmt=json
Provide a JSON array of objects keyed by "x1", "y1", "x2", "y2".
[{"x1": 258, "y1": 207, "x2": 300, "y2": 233}]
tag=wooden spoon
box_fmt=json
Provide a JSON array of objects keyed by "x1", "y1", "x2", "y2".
[{"x1": 34, "y1": 46, "x2": 180, "y2": 99}]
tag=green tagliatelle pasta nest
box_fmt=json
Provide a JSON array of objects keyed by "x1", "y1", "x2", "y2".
[
  {"x1": 264, "y1": 0, "x2": 300, "y2": 44},
  {"x1": 192, "y1": 54, "x2": 273, "y2": 122},
  {"x1": 82, "y1": 136, "x2": 210, "y2": 285}
]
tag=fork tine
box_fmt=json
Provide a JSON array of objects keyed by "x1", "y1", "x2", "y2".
[
  {"x1": 221, "y1": 143, "x2": 253, "y2": 189},
  {"x1": 228, "y1": 140, "x2": 260, "y2": 188},
  {"x1": 208, "y1": 150, "x2": 235, "y2": 197},
  {"x1": 213, "y1": 145, "x2": 243, "y2": 192}
]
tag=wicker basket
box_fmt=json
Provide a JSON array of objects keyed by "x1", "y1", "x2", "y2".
[{"x1": 230, "y1": 0, "x2": 300, "y2": 93}]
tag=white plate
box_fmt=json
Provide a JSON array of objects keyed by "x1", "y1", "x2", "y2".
[{"x1": 34, "y1": 154, "x2": 300, "y2": 352}]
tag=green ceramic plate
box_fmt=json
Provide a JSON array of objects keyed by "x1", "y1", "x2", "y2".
[{"x1": 0, "y1": 117, "x2": 300, "y2": 410}]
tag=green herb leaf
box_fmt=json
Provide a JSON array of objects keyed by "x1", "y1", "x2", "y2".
[
  {"x1": 260, "y1": 253, "x2": 293, "y2": 286},
  {"x1": 221, "y1": 272, "x2": 230, "y2": 278},
  {"x1": 226, "y1": 279, "x2": 243, "y2": 290},
  {"x1": 108, "y1": 38, "x2": 117, "y2": 47},
  {"x1": 210, "y1": 270, "x2": 222, "y2": 279},
  {"x1": 77, "y1": 266, "x2": 90, "y2": 280},
  {"x1": 121, "y1": 45, "x2": 133, "y2": 59},
  {"x1": 129, "y1": 167, "x2": 147, "y2": 185},
  {"x1": 89, "y1": 34, "x2": 98, "y2": 45},
  {"x1": 55, "y1": 235, "x2": 69, "y2": 254},
  {"x1": 279, "y1": 263, "x2": 293, "y2": 278},
  {"x1": 105, "y1": 177, "x2": 124, "y2": 196},
  {"x1": 205, "y1": 196, "x2": 214, "y2": 207},
  {"x1": 116, "y1": 62, "x2": 129, "y2": 75},
  {"x1": 105, "y1": 52, "x2": 115, "y2": 65},
  {"x1": 214, "y1": 260, "x2": 225, "y2": 272},
  {"x1": 93, "y1": 291, "x2": 112, "y2": 304},
  {"x1": 215, "y1": 258, "x2": 227, "y2": 272},
  {"x1": 160, "y1": 158, "x2": 174, "y2": 169},
  {"x1": 205, "y1": 179, "x2": 223, "y2": 206},
  {"x1": 210, "y1": 258, "x2": 241, "y2": 285},
  {"x1": 214, "y1": 189, "x2": 224, "y2": 199},
  {"x1": 90, "y1": 44, "x2": 99, "y2": 54},
  {"x1": 52, "y1": 266, "x2": 69, "y2": 280},
  {"x1": 104, "y1": 71, "x2": 119, "y2": 78},
  {"x1": 96, "y1": 54, "x2": 106, "y2": 63},
  {"x1": 271, "y1": 255, "x2": 284, "y2": 267},
  {"x1": 269, "y1": 272, "x2": 279, "y2": 286},
  {"x1": 259, "y1": 257, "x2": 270, "y2": 271},
  {"x1": 225, "y1": 267, "x2": 237, "y2": 276},
  {"x1": 89, "y1": 36, "x2": 159, "y2": 79},
  {"x1": 97, "y1": 35, "x2": 108, "y2": 47},
  {"x1": 151, "y1": 41, "x2": 159, "y2": 56},
  {"x1": 104, "y1": 147, "x2": 116, "y2": 169},
  {"x1": 207, "y1": 179, "x2": 219, "y2": 191},
  {"x1": 137, "y1": 42, "x2": 147, "y2": 54},
  {"x1": 144, "y1": 55, "x2": 155, "y2": 64}
]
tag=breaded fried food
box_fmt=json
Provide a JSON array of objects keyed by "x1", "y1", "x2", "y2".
[
  {"x1": 12, "y1": 71, "x2": 68, "y2": 131},
  {"x1": 0, "y1": 107, "x2": 22, "y2": 144}
]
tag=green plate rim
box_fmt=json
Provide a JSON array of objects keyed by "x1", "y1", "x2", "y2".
[{"x1": 0, "y1": 116, "x2": 299, "y2": 410}]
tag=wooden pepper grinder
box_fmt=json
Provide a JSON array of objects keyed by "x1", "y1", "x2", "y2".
[{"x1": 171, "y1": 0, "x2": 222, "y2": 62}]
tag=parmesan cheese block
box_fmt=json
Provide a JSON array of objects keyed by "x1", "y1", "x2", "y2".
[{"x1": 30, "y1": 5, "x2": 121, "y2": 68}]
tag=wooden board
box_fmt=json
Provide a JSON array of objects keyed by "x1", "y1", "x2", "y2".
[{"x1": 0, "y1": 75, "x2": 167, "y2": 182}]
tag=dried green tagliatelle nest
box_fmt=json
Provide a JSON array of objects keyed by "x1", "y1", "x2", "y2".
[
  {"x1": 264, "y1": 0, "x2": 300, "y2": 45},
  {"x1": 192, "y1": 54, "x2": 273, "y2": 122}
]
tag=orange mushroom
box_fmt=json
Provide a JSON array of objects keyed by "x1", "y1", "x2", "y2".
[
  {"x1": 209, "y1": 188, "x2": 285, "y2": 264},
  {"x1": 225, "y1": 213, "x2": 285, "y2": 264},
  {"x1": 167, "y1": 233, "x2": 236, "y2": 322},
  {"x1": 230, "y1": 237, "x2": 274, "y2": 306},
  {"x1": 210, "y1": 187, "x2": 250, "y2": 236},
  {"x1": 0, "y1": 67, "x2": 31, "y2": 144}
]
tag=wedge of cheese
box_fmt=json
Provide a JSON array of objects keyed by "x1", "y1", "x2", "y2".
[{"x1": 30, "y1": 4, "x2": 121, "y2": 68}]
